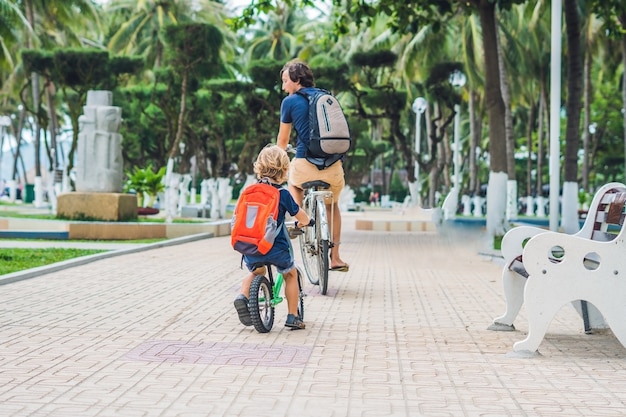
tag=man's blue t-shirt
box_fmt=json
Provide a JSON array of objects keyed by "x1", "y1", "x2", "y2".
[{"x1": 280, "y1": 87, "x2": 318, "y2": 158}]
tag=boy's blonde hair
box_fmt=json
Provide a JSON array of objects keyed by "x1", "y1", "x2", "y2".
[{"x1": 253, "y1": 145, "x2": 290, "y2": 184}]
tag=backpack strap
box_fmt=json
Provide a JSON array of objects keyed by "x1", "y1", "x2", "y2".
[
  {"x1": 295, "y1": 87, "x2": 330, "y2": 99},
  {"x1": 295, "y1": 89, "x2": 309, "y2": 99},
  {"x1": 258, "y1": 177, "x2": 283, "y2": 189}
]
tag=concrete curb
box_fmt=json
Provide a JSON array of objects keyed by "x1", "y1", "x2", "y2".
[{"x1": 0, "y1": 232, "x2": 213, "y2": 286}]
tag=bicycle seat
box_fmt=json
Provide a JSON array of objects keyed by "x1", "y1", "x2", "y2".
[
  {"x1": 301, "y1": 180, "x2": 330, "y2": 190},
  {"x1": 250, "y1": 264, "x2": 268, "y2": 275}
]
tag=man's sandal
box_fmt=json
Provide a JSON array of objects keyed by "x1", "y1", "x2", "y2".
[{"x1": 329, "y1": 264, "x2": 349, "y2": 272}]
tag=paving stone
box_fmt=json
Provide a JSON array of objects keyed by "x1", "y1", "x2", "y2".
[{"x1": 1, "y1": 214, "x2": 626, "y2": 416}]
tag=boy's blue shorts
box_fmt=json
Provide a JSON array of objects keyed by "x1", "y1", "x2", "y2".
[{"x1": 244, "y1": 250, "x2": 295, "y2": 274}]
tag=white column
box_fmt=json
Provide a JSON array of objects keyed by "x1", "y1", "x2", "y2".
[{"x1": 549, "y1": 0, "x2": 562, "y2": 231}]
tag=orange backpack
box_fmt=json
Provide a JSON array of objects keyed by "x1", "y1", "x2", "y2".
[{"x1": 231, "y1": 182, "x2": 281, "y2": 256}]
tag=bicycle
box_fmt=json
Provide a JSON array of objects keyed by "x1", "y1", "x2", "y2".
[
  {"x1": 248, "y1": 263, "x2": 306, "y2": 333},
  {"x1": 298, "y1": 180, "x2": 333, "y2": 295}
]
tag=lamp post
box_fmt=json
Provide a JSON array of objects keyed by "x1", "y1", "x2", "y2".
[{"x1": 411, "y1": 97, "x2": 427, "y2": 206}]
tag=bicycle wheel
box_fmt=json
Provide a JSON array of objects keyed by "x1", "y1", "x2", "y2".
[
  {"x1": 248, "y1": 275, "x2": 274, "y2": 333},
  {"x1": 315, "y1": 198, "x2": 330, "y2": 295},
  {"x1": 296, "y1": 266, "x2": 305, "y2": 319},
  {"x1": 299, "y1": 199, "x2": 320, "y2": 285}
]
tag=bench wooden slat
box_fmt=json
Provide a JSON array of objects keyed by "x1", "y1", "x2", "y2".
[
  {"x1": 607, "y1": 193, "x2": 626, "y2": 224},
  {"x1": 509, "y1": 256, "x2": 529, "y2": 278},
  {"x1": 599, "y1": 193, "x2": 618, "y2": 203}
]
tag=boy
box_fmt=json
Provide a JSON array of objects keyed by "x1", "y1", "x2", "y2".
[{"x1": 234, "y1": 145, "x2": 312, "y2": 330}]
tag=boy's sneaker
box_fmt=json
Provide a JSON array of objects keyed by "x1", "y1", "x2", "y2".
[
  {"x1": 234, "y1": 294, "x2": 252, "y2": 326},
  {"x1": 285, "y1": 314, "x2": 305, "y2": 330}
]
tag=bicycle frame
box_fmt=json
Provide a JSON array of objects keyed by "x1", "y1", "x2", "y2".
[
  {"x1": 298, "y1": 180, "x2": 333, "y2": 294},
  {"x1": 307, "y1": 189, "x2": 333, "y2": 242},
  {"x1": 258, "y1": 269, "x2": 284, "y2": 308}
]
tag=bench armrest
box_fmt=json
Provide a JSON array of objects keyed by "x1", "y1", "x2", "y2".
[
  {"x1": 500, "y1": 225, "x2": 548, "y2": 262},
  {"x1": 576, "y1": 182, "x2": 626, "y2": 238}
]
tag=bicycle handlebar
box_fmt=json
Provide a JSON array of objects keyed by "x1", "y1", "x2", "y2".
[{"x1": 295, "y1": 218, "x2": 315, "y2": 228}]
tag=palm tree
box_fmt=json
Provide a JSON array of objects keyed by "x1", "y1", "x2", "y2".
[
  {"x1": 588, "y1": 1, "x2": 626, "y2": 180},
  {"x1": 162, "y1": 23, "x2": 223, "y2": 162},
  {"x1": 0, "y1": 1, "x2": 29, "y2": 189},
  {"x1": 0, "y1": 1, "x2": 29, "y2": 70},
  {"x1": 582, "y1": 14, "x2": 604, "y2": 192},
  {"x1": 514, "y1": 0, "x2": 552, "y2": 203},
  {"x1": 5, "y1": 0, "x2": 101, "y2": 195},
  {"x1": 105, "y1": 0, "x2": 226, "y2": 69},
  {"x1": 476, "y1": 1, "x2": 550, "y2": 224},
  {"x1": 244, "y1": 3, "x2": 299, "y2": 61}
]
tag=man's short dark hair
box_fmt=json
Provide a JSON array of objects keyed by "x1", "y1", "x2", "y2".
[{"x1": 281, "y1": 60, "x2": 315, "y2": 87}]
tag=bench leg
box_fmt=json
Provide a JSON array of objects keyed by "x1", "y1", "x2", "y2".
[
  {"x1": 488, "y1": 268, "x2": 525, "y2": 331},
  {"x1": 595, "y1": 296, "x2": 626, "y2": 350},
  {"x1": 513, "y1": 278, "x2": 564, "y2": 353}
]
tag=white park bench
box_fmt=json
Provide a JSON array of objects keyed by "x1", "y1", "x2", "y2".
[{"x1": 488, "y1": 182, "x2": 626, "y2": 352}]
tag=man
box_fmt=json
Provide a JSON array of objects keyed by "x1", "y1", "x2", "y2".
[{"x1": 276, "y1": 59, "x2": 349, "y2": 272}]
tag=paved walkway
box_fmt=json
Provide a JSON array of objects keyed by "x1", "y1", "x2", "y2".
[{"x1": 1, "y1": 213, "x2": 626, "y2": 417}]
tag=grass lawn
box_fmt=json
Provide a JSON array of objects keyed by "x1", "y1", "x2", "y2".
[{"x1": 0, "y1": 248, "x2": 106, "y2": 275}]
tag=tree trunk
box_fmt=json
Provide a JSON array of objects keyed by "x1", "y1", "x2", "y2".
[
  {"x1": 21, "y1": 0, "x2": 41, "y2": 182},
  {"x1": 477, "y1": 0, "x2": 508, "y2": 237},
  {"x1": 25, "y1": 0, "x2": 42, "y2": 181},
  {"x1": 562, "y1": 0, "x2": 584, "y2": 233},
  {"x1": 496, "y1": 16, "x2": 518, "y2": 221},
  {"x1": 496, "y1": 19, "x2": 515, "y2": 180},
  {"x1": 66, "y1": 96, "x2": 81, "y2": 185},
  {"x1": 563, "y1": 0, "x2": 583, "y2": 182},
  {"x1": 442, "y1": 128, "x2": 452, "y2": 192},
  {"x1": 526, "y1": 103, "x2": 535, "y2": 196},
  {"x1": 582, "y1": 46, "x2": 592, "y2": 192},
  {"x1": 170, "y1": 70, "x2": 189, "y2": 161},
  {"x1": 11, "y1": 106, "x2": 27, "y2": 182},
  {"x1": 537, "y1": 82, "x2": 548, "y2": 198},
  {"x1": 45, "y1": 82, "x2": 59, "y2": 170},
  {"x1": 622, "y1": 26, "x2": 626, "y2": 178},
  {"x1": 468, "y1": 89, "x2": 480, "y2": 196}
]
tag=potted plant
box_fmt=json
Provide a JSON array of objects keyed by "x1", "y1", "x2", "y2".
[{"x1": 124, "y1": 164, "x2": 166, "y2": 213}]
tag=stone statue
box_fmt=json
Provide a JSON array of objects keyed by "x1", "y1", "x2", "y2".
[
  {"x1": 178, "y1": 174, "x2": 192, "y2": 210},
  {"x1": 75, "y1": 90, "x2": 123, "y2": 193},
  {"x1": 216, "y1": 177, "x2": 232, "y2": 219}
]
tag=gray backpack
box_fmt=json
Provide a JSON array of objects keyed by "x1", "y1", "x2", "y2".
[{"x1": 296, "y1": 88, "x2": 351, "y2": 169}]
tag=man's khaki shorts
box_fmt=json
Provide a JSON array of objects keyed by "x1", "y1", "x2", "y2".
[{"x1": 289, "y1": 158, "x2": 345, "y2": 201}]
